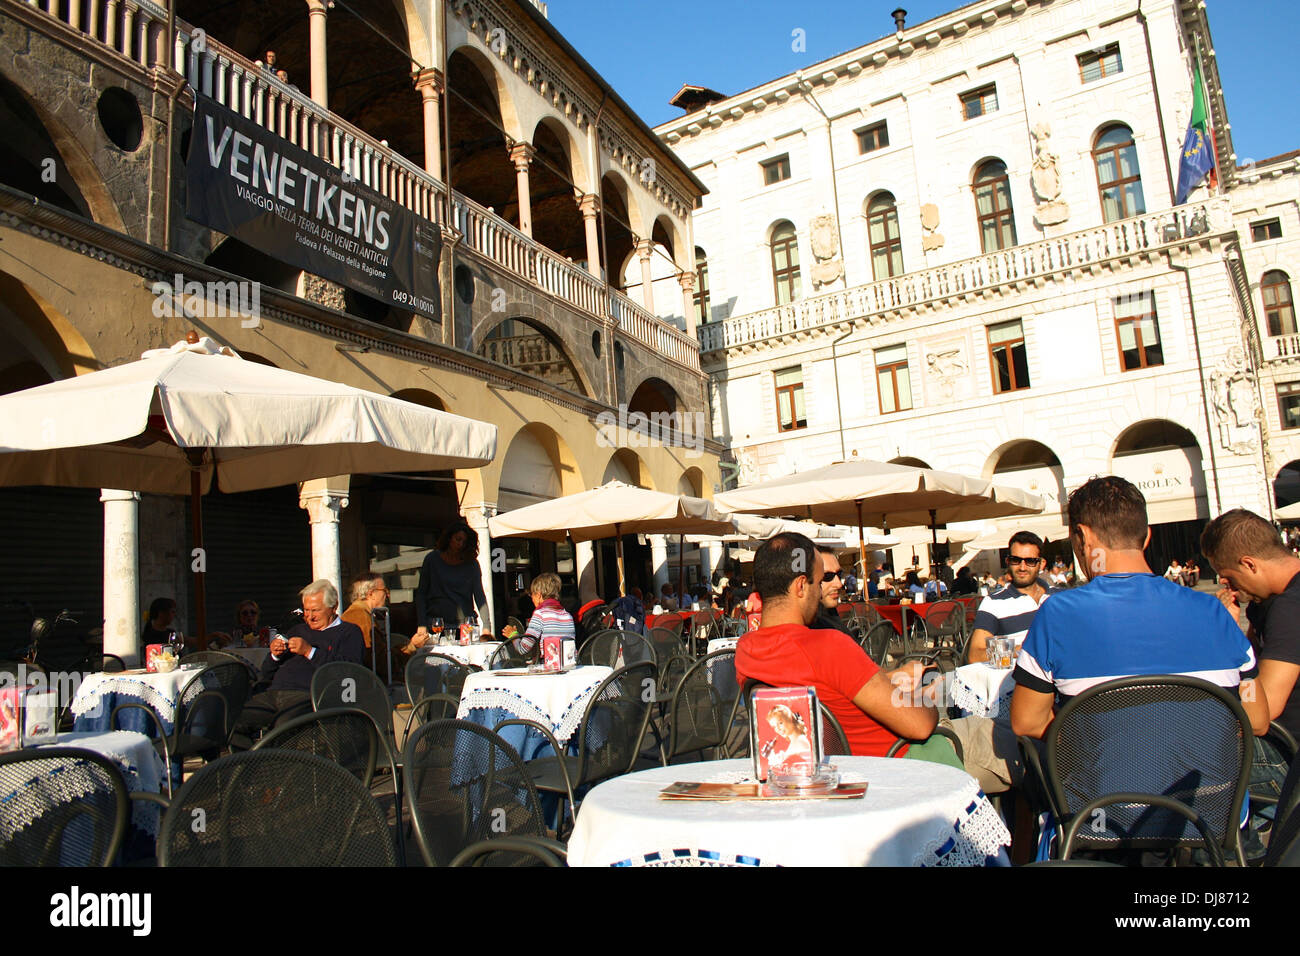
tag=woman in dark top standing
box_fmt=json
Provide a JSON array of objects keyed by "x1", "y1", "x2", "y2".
[{"x1": 410, "y1": 521, "x2": 491, "y2": 651}]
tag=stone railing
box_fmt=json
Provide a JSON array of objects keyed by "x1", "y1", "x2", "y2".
[
  {"x1": 1274, "y1": 335, "x2": 1300, "y2": 360},
  {"x1": 699, "y1": 199, "x2": 1232, "y2": 352},
  {"x1": 23, "y1": 0, "x2": 702, "y2": 373}
]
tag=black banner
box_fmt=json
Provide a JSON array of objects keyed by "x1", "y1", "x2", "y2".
[{"x1": 186, "y1": 94, "x2": 441, "y2": 316}]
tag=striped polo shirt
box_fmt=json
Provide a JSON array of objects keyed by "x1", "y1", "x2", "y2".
[
  {"x1": 972, "y1": 578, "x2": 1054, "y2": 647},
  {"x1": 1014, "y1": 573, "x2": 1258, "y2": 700},
  {"x1": 520, "y1": 599, "x2": 574, "y2": 652}
]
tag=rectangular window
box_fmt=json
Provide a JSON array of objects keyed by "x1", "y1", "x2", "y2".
[
  {"x1": 875, "y1": 344, "x2": 912, "y2": 414},
  {"x1": 761, "y1": 154, "x2": 791, "y2": 186},
  {"x1": 1115, "y1": 292, "x2": 1164, "y2": 371},
  {"x1": 1078, "y1": 44, "x2": 1122, "y2": 83},
  {"x1": 774, "y1": 366, "x2": 807, "y2": 432},
  {"x1": 987, "y1": 320, "x2": 1029, "y2": 393},
  {"x1": 1279, "y1": 382, "x2": 1300, "y2": 430},
  {"x1": 961, "y1": 84, "x2": 998, "y2": 120},
  {"x1": 856, "y1": 121, "x2": 889, "y2": 154},
  {"x1": 1252, "y1": 218, "x2": 1283, "y2": 242}
]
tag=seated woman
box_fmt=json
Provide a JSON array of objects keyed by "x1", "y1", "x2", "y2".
[
  {"x1": 504, "y1": 572, "x2": 573, "y2": 654},
  {"x1": 231, "y1": 599, "x2": 271, "y2": 647}
]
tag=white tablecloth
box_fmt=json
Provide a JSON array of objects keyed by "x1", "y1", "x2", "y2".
[
  {"x1": 706, "y1": 637, "x2": 738, "y2": 655},
  {"x1": 458, "y1": 665, "x2": 613, "y2": 746},
  {"x1": 71, "y1": 668, "x2": 198, "y2": 730},
  {"x1": 431, "y1": 641, "x2": 502, "y2": 670},
  {"x1": 42, "y1": 731, "x2": 166, "y2": 835},
  {"x1": 567, "y1": 757, "x2": 1010, "y2": 867},
  {"x1": 949, "y1": 663, "x2": 1016, "y2": 718}
]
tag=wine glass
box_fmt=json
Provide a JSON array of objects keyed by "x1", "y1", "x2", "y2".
[{"x1": 429, "y1": 618, "x2": 445, "y2": 646}]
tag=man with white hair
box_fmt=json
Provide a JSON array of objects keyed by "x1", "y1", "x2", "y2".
[{"x1": 229, "y1": 579, "x2": 365, "y2": 749}]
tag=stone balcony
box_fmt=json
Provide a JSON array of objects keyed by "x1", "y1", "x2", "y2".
[
  {"x1": 19, "y1": 0, "x2": 700, "y2": 373},
  {"x1": 698, "y1": 198, "x2": 1233, "y2": 355}
]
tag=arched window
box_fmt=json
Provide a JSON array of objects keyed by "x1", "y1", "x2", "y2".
[
  {"x1": 1093, "y1": 124, "x2": 1146, "y2": 223},
  {"x1": 974, "y1": 160, "x2": 1016, "y2": 252},
  {"x1": 770, "y1": 221, "x2": 801, "y2": 305},
  {"x1": 1263, "y1": 270, "x2": 1297, "y2": 337},
  {"x1": 867, "y1": 192, "x2": 903, "y2": 280},
  {"x1": 694, "y1": 247, "x2": 711, "y2": 324}
]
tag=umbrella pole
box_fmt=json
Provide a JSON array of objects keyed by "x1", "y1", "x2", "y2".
[
  {"x1": 615, "y1": 522, "x2": 626, "y2": 597},
  {"x1": 855, "y1": 499, "x2": 866, "y2": 595},
  {"x1": 190, "y1": 468, "x2": 207, "y2": 649},
  {"x1": 929, "y1": 508, "x2": 939, "y2": 579},
  {"x1": 677, "y1": 533, "x2": 686, "y2": 610}
]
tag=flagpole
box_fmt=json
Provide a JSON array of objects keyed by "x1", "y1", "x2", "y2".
[{"x1": 1193, "y1": 35, "x2": 1220, "y2": 197}]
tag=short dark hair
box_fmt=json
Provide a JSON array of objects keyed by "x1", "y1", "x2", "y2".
[
  {"x1": 1067, "y1": 476, "x2": 1148, "y2": 550},
  {"x1": 753, "y1": 532, "x2": 817, "y2": 602},
  {"x1": 1007, "y1": 530, "x2": 1043, "y2": 553},
  {"x1": 1201, "y1": 508, "x2": 1289, "y2": 566},
  {"x1": 149, "y1": 597, "x2": 175, "y2": 619}
]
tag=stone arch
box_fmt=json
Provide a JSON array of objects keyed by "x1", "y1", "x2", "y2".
[
  {"x1": 475, "y1": 315, "x2": 593, "y2": 397},
  {"x1": 0, "y1": 72, "x2": 124, "y2": 231},
  {"x1": 496, "y1": 421, "x2": 583, "y2": 511},
  {"x1": 533, "y1": 114, "x2": 589, "y2": 194},
  {"x1": 983, "y1": 439, "x2": 1067, "y2": 518},
  {"x1": 678, "y1": 467, "x2": 704, "y2": 498},
  {"x1": 627, "y1": 377, "x2": 681, "y2": 416},
  {"x1": 602, "y1": 448, "x2": 654, "y2": 489},
  {"x1": 1276, "y1": 460, "x2": 1300, "y2": 509},
  {"x1": 600, "y1": 170, "x2": 640, "y2": 290},
  {"x1": 1110, "y1": 419, "x2": 1208, "y2": 525},
  {"x1": 652, "y1": 214, "x2": 686, "y2": 270},
  {"x1": 0, "y1": 270, "x2": 99, "y2": 387},
  {"x1": 447, "y1": 44, "x2": 524, "y2": 142},
  {"x1": 889, "y1": 456, "x2": 932, "y2": 469},
  {"x1": 391, "y1": 387, "x2": 447, "y2": 412},
  {"x1": 529, "y1": 115, "x2": 587, "y2": 260}
]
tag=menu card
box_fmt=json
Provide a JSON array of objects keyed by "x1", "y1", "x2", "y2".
[
  {"x1": 659, "y1": 781, "x2": 866, "y2": 801},
  {"x1": 749, "y1": 686, "x2": 822, "y2": 782}
]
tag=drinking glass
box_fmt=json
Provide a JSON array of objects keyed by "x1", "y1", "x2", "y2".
[{"x1": 429, "y1": 618, "x2": 445, "y2": 646}]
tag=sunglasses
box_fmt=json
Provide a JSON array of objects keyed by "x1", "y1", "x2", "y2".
[
  {"x1": 1008, "y1": 556, "x2": 1042, "y2": 566},
  {"x1": 821, "y1": 571, "x2": 842, "y2": 583}
]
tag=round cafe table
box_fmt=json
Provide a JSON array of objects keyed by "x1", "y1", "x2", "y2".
[
  {"x1": 949, "y1": 661, "x2": 1017, "y2": 718},
  {"x1": 457, "y1": 665, "x2": 613, "y2": 761},
  {"x1": 70, "y1": 667, "x2": 200, "y2": 736},
  {"x1": 873, "y1": 601, "x2": 933, "y2": 637},
  {"x1": 567, "y1": 757, "x2": 1010, "y2": 867},
  {"x1": 430, "y1": 639, "x2": 502, "y2": 671}
]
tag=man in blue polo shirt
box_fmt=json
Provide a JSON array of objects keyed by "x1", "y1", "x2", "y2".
[
  {"x1": 1011, "y1": 476, "x2": 1269, "y2": 739},
  {"x1": 968, "y1": 531, "x2": 1054, "y2": 663}
]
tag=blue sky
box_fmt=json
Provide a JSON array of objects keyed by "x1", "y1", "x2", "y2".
[{"x1": 545, "y1": 0, "x2": 1300, "y2": 163}]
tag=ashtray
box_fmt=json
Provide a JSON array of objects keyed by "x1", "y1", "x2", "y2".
[{"x1": 767, "y1": 763, "x2": 840, "y2": 794}]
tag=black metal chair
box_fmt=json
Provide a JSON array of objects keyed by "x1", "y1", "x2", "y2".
[
  {"x1": 740, "y1": 678, "x2": 850, "y2": 758},
  {"x1": 859, "y1": 620, "x2": 900, "y2": 667},
  {"x1": 1025, "y1": 675, "x2": 1254, "y2": 866},
  {"x1": 654, "y1": 614, "x2": 685, "y2": 638},
  {"x1": 690, "y1": 609, "x2": 725, "y2": 650},
  {"x1": 158, "y1": 749, "x2": 396, "y2": 866},
  {"x1": 488, "y1": 639, "x2": 538, "y2": 671},
  {"x1": 0, "y1": 748, "x2": 130, "y2": 866},
  {"x1": 578, "y1": 629, "x2": 654, "y2": 668},
  {"x1": 884, "y1": 726, "x2": 966, "y2": 763},
  {"x1": 664, "y1": 651, "x2": 739, "y2": 763},
  {"x1": 450, "y1": 837, "x2": 567, "y2": 867},
  {"x1": 403, "y1": 718, "x2": 563, "y2": 866},
  {"x1": 110, "y1": 660, "x2": 251, "y2": 798},
  {"x1": 915, "y1": 601, "x2": 966, "y2": 668},
  {"x1": 404, "y1": 651, "x2": 476, "y2": 708},
  {"x1": 182, "y1": 649, "x2": 257, "y2": 683},
  {"x1": 310, "y1": 662, "x2": 396, "y2": 746},
  {"x1": 253, "y1": 706, "x2": 381, "y2": 787},
  {"x1": 496, "y1": 662, "x2": 657, "y2": 835}
]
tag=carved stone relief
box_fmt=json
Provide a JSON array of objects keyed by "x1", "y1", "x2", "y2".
[
  {"x1": 920, "y1": 203, "x2": 945, "y2": 251},
  {"x1": 1031, "y1": 122, "x2": 1070, "y2": 226},
  {"x1": 809, "y1": 213, "x2": 844, "y2": 286},
  {"x1": 1209, "y1": 346, "x2": 1261, "y2": 455}
]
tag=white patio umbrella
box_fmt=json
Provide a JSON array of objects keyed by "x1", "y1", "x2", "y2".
[
  {"x1": 488, "y1": 480, "x2": 734, "y2": 596},
  {"x1": 1276, "y1": 501, "x2": 1300, "y2": 522},
  {"x1": 0, "y1": 336, "x2": 498, "y2": 643},
  {"x1": 714, "y1": 458, "x2": 1045, "y2": 580}
]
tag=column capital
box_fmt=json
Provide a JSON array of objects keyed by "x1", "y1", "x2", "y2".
[
  {"x1": 461, "y1": 501, "x2": 498, "y2": 526},
  {"x1": 635, "y1": 238, "x2": 655, "y2": 260},
  {"x1": 412, "y1": 67, "x2": 445, "y2": 98},
  {"x1": 100, "y1": 489, "x2": 142, "y2": 503},
  {"x1": 509, "y1": 142, "x2": 535, "y2": 173},
  {"x1": 299, "y1": 488, "x2": 349, "y2": 524},
  {"x1": 305, "y1": 0, "x2": 329, "y2": 13},
  {"x1": 576, "y1": 193, "x2": 601, "y2": 218},
  {"x1": 677, "y1": 270, "x2": 695, "y2": 293}
]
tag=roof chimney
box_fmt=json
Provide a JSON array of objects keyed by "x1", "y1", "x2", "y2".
[{"x1": 892, "y1": 7, "x2": 907, "y2": 33}]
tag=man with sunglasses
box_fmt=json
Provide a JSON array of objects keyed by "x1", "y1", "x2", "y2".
[
  {"x1": 811, "y1": 546, "x2": 854, "y2": 636},
  {"x1": 968, "y1": 531, "x2": 1053, "y2": 664}
]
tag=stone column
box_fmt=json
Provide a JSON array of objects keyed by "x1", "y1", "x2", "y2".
[
  {"x1": 101, "y1": 490, "x2": 141, "y2": 665},
  {"x1": 678, "y1": 270, "x2": 697, "y2": 338},
  {"x1": 510, "y1": 143, "x2": 535, "y2": 238},
  {"x1": 637, "y1": 239, "x2": 656, "y2": 313},
  {"x1": 413, "y1": 67, "x2": 444, "y2": 179},
  {"x1": 464, "y1": 503, "x2": 497, "y2": 632},
  {"x1": 299, "y1": 477, "x2": 349, "y2": 597},
  {"x1": 306, "y1": 0, "x2": 329, "y2": 109},
  {"x1": 578, "y1": 193, "x2": 602, "y2": 276},
  {"x1": 649, "y1": 534, "x2": 670, "y2": 604},
  {"x1": 575, "y1": 540, "x2": 598, "y2": 604},
  {"x1": 706, "y1": 539, "x2": 725, "y2": 588}
]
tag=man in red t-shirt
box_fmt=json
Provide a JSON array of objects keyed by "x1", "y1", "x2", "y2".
[{"x1": 736, "y1": 532, "x2": 937, "y2": 756}]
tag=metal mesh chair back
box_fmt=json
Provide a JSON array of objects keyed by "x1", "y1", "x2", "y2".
[
  {"x1": 574, "y1": 662, "x2": 658, "y2": 784},
  {"x1": 177, "y1": 661, "x2": 252, "y2": 745},
  {"x1": 159, "y1": 749, "x2": 396, "y2": 866},
  {"x1": 0, "y1": 748, "x2": 128, "y2": 866},
  {"x1": 1045, "y1": 676, "x2": 1252, "y2": 856},
  {"x1": 691, "y1": 610, "x2": 723, "y2": 645},
  {"x1": 182, "y1": 650, "x2": 256, "y2": 682},
  {"x1": 859, "y1": 620, "x2": 898, "y2": 666},
  {"x1": 667, "y1": 653, "x2": 733, "y2": 759},
  {"x1": 489, "y1": 639, "x2": 538, "y2": 670},
  {"x1": 311, "y1": 661, "x2": 394, "y2": 738},
  {"x1": 701, "y1": 650, "x2": 747, "y2": 757},
  {"x1": 406, "y1": 651, "x2": 475, "y2": 705},
  {"x1": 403, "y1": 718, "x2": 548, "y2": 867},
  {"x1": 647, "y1": 627, "x2": 686, "y2": 670},
  {"x1": 579, "y1": 630, "x2": 653, "y2": 668},
  {"x1": 819, "y1": 704, "x2": 851, "y2": 756},
  {"x1": 655, "y1": 615, "x2": 685, "y2": 637},
  {"x1": 253, "y1": 707, "x2": 380, "y2": 786}
]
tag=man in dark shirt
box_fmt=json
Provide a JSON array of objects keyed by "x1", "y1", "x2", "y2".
[
  {"x1": 1201, "y1": 509, "x2": 1300, "y2": 813},
  {"x1": 229, "y1": 579, "x2": 365, "y2": 749},
  {"x1": 812, "y1": 547, "x2": 853, "y2": 635}
]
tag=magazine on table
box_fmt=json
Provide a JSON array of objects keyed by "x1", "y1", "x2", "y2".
[
  {"x1": 658, "y1": 781, "x2": 867, "y2": 801},
  {"x1": 749, "y1": 686, "x2": 822, "y2": 782}
]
